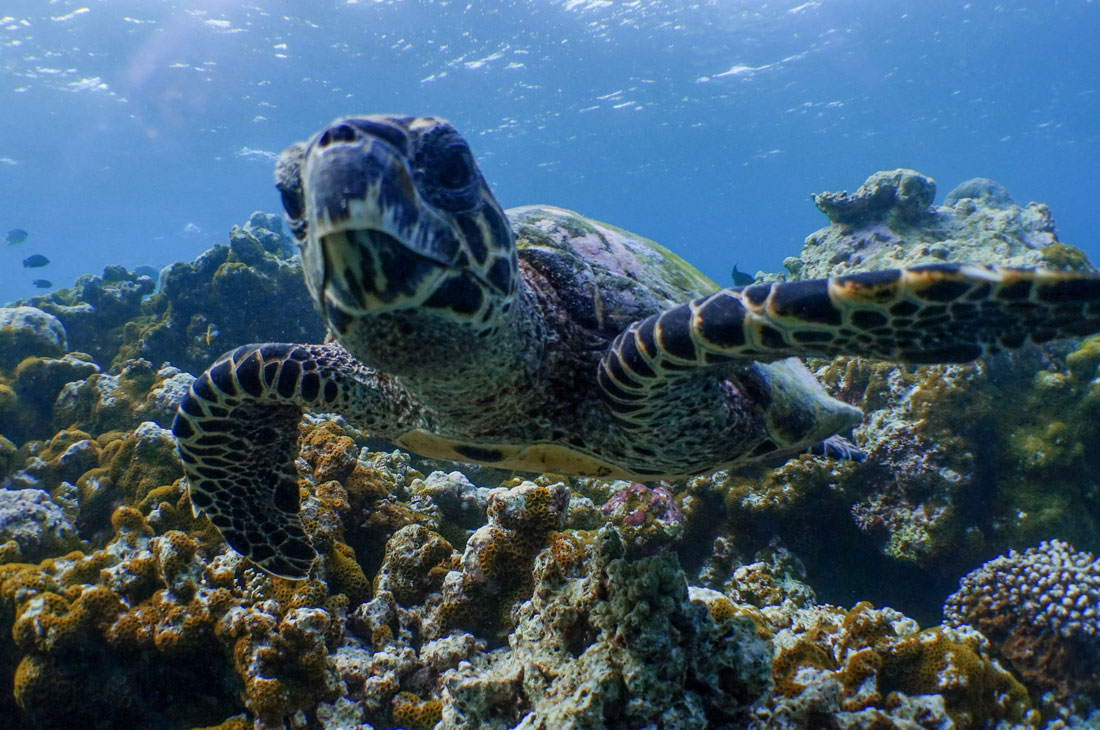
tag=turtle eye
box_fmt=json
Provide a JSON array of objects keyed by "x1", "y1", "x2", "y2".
[
  {"x1": 413, "y1": 124, "x2": 481, "y2": 211},
  {"x1": 280, "y1": 188, "x2": 304, "y2": 220},
  {"x1": 436, "y1": 145, "x2": 473, "y2": 189}
]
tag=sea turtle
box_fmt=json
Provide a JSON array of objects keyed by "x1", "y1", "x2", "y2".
[{"x1": 173, "y1": 115, "x2": 1100, "y2": 579}]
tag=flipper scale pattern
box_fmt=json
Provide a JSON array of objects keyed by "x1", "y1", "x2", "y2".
[
  {"x1": 173, "y1": 341, "x2": 388, "y2": 579},
  {"x1": 599, "y1": 264, "x2": 1100, "y2": 407}
]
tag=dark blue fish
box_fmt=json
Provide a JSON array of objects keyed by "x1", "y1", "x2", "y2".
[
  {"x1": 22, "y1": 254, "x2": 50, "y2": 268},
  {"x1": 6, "y1": 228, "x2": 27, "y2": 245},
  {"x1": 730, "y1": 264, "x2": 754, "y2": 287},
  {"x1": 31, "y1": 279, "x2": 53, "y2": 289}
]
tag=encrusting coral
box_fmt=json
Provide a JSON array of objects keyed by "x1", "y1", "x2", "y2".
[
  {"x1": 755, "y1": 601, "x2": 1036, "y2": 729},
  {"x1": 442, "y1": 526, "x2": 774, "y2": 729}
]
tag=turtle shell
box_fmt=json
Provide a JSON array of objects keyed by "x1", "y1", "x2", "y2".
[{"x1": 508, "y1": 205, "x2": 718, "y2": 339}]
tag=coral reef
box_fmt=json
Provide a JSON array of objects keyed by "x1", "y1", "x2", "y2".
[
  {"x1": 431, "y1": 479, "x2": 571, "y2": 638},
  {"x1": 2, "y1": 187, "x2": 1098, "y2": 728},
  {"x1": 0, "y1": 490, "x2": 81, "y2": 564},
  {"x1": 754, "y1": 601, "x2": 1036, "y2": 728},
  {"x1": 441, "y1": 526, "x2": 773, "y2": 729},
  {"x1": 0, "y1": 307, "x2": 67, "y2": 368},
  {"x1": 114, "y1": 210, "x2": 321, "y2": 375},
  {"x1": 600, "y1": 480, "x2": 684, "y2": 557},
  {"x1": 0, "y1": 214, "x2": 315, "y2": 449},
  {"x1": 692, "y1": 172, "x2": 1100, "y2": 621},
  {"x1": 944, "y1": 540, "x2": 1100, "y2": 701},
  {"x1": 12, "y1": 265, "x2": 155, "y2": 367},
  {"x1": 9, "y1": 212, "x2": 304, "y2": 375},
  {"x1": 782, "y1": 169, "x2": 1089, "y2": 280}
]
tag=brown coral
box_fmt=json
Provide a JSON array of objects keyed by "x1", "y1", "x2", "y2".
[
  {"x1": 432, "y1": 480, "x2": 570, "y2": 638},
  {"x1": 944, "y1": 539, "x2": 1100, "y2": 699},
  {"x1": 761, "y1": 601, "x2": 1035, "y2": 728},
  {"x1": 392, "y1": 690, "x2": 444, "y2": 730}
]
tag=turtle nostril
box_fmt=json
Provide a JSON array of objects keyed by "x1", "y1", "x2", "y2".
[{"x1": 318, "y1": 123, "x2": 358, "y2": 148}]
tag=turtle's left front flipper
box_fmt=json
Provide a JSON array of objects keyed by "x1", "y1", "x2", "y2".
[
  {"x1": 173, "y1": 342, "x2": 395, "y2": 579},
  {"x1": 598, "y1": 263, "x2": 1100, "y2": 395}
]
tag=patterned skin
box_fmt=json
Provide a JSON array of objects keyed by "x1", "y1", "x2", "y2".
[{"x1": 174, "y1": 115, "x2": 1100, "y2": 578}]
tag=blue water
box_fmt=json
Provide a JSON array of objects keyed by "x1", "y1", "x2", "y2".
[{"x1": 1, "y1": 0, "x2": 1098, "y2": 301}]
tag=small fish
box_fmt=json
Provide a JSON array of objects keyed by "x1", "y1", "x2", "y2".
[
  {"x1": 730, "y1": 264, "x2": 755, "y2": 287},
  {"x1": 5, "y1": 228, "x2": 28, "y2": 245},
  {"x1": 205, "y1": 322, "x2": 220, "y2": 347},
  {"x1": 23, "y1": 254, "x2": 50, "y2": 268},
  {"x1": 31, "y1": 279, "x2": 53, "y2": 289}
]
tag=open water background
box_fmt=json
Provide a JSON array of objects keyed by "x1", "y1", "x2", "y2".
[{"x1": 1, "y1": 0, "x2": 1098, "y2": 301}]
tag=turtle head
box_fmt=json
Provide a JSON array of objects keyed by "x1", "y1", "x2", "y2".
[{"x1": 275, "y1": 116, "x2": 519, "y2": 366}]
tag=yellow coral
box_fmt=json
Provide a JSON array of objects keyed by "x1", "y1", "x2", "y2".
[
  {"x1": 152, "y1": 598, "x2": 214, "y2": 656},
  {"x1": 79, "y1": 428, "x2": 183, "y2": 514},
  {"x1": 1, "y1": 564, "x2": 56, "y2": 622},
  {"x1": 35, "y1": 428, "x2": 97, "y2": 462},
  {"x1": 881, "y1": 628, "x2": 1032, "y2": 727},
  {"x1": 106, "y1": 605, "x2": 157, "y2": 651},
  {"x1": 56, "y1": 550, "x2": 111, "y2": 586},
  {"x1": 13, "y1": 653, "x2": 67, "y2": 712},
  {"x1": 325, "y1": 542, "x2": 370, "y2": 606},
  {"x1": 244, "y1": 676, "x2": 290, "y2": 727},
  {"x1": 392, "y1": 691, "x2": 444, "y2": 730},
  {"x1": 1066, "y1": 336, "x2": 1100, "y2": 383},
  {"x1": 774, "y1": 603, "x2": 1034, "y2": 728},
  {"x1": 12, "y1": 592, "x2": 70, "y2": 651},
  {"x1": 139, "y1": 480, "x2": 188, "y2": 513},
  {"x1": 299, "y1": 423, "x2": 358, "y2": 483},
  {"x1": 344, "y1": 462, "x2": 393, "y2": 504},
  {"x1": 12, "y1": 584, "x2": 122, "y2": 653},
  {"x1": 190, "y1": 715, "x2": 252, "y2": 730},
  {"x1": 1039, "y1": 242, "x2": 1093, "y2": 272},
  {"x1": 111, "y1": 505, "x2": 154, "y2": 545},
  {"x1": 0, "y1": 539, "x2": 22, "y2": 563},
  {"x1": 371, "y1": 623, "x2": 394, "y2": 649},
  {"x1": 275, "y1": 578, "x2": 328, "y2": 609},
  {"x1": 772, "y1": 639, "x2": 837, "y2": 697}
]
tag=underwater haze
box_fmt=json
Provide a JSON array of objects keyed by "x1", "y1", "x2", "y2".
[{"x1": 1, "y1": 0, "x2": 1098, "y2": 299}]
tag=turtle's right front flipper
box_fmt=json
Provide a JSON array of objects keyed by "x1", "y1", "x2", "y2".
[{"x1": 173, "y1": 342, "x2": 390, "y2": 579}]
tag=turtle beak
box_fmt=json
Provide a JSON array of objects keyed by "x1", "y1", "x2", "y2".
[
  {"x1": 304, "y1": 122, "x2": 464, "y2": 269},
  {"x1": 300, "y1": 123, "x2": 463, "y2": 316},
  {"x1": 292, "y1": 115, "x2": 516, "y2": 329}
]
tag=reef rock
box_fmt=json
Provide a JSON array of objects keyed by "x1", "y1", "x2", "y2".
[
  {"x1": 0, "y1": 489, "x2": 81, "y2": 563},
  {"x1": 703, "y1": 173, "x2": 1100, "y2": 617},
  {"x1": 52, "y1": 360, "x2": 194, "y2": 438},
  {"x1": 0, "y1": 353, "x2": 100, "y2": 444},
  {"x1": 13, "y1": 266, "x2": 154, "y2": 368},
  {"x1": 783, "y1": 169, "x2": 1091, "y2": 280},
  {"x1": 441, "y1": 526, "x2": 773, "y2": 729},
  {"x1": 7, "y1": 213, "x2": 316, "y2": 376},
  {"x1": 0, "y1": 307, "x2": 67, "y2": 369},
  {"x1": 115, "y1": 211, "x2": 321, "y2": 374},
  {"x1": 753, "y1": 601, "x2": 1035, "y2": 728}
]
